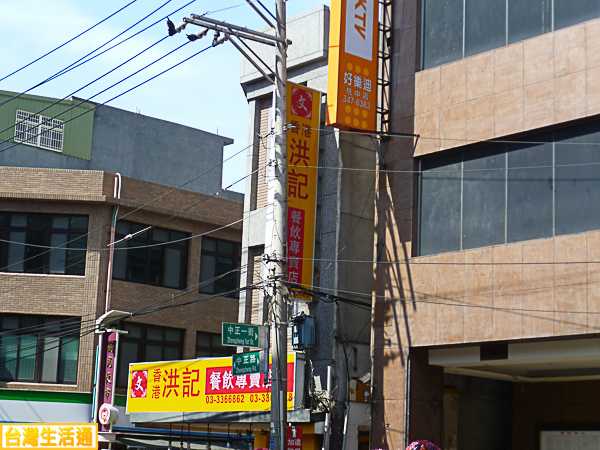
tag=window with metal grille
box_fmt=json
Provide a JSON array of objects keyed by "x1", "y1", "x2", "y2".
[{"x1": 14, "y1": 110, "x2": 65, "y2": 152}]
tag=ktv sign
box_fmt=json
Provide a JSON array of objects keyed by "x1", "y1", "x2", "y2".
[{"x1": 327, "y1": 0, "x2": 379, "y2": 131}]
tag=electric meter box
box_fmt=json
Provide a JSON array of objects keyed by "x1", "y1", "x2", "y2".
[{"x1": 291, "y1": 313, "x2": 315, "y2": 350}]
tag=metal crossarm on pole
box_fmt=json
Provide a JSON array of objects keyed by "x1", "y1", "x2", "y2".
[{"x1": 182, "y1": 3, "x2": 289, "y2": 448}]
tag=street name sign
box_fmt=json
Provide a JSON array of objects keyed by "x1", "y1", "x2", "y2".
[
  {"x1": 222, "y1": 322, "x2": 265, "y2": 348},
  {"x1": 232, "y1": 351, "x2": 262, "y2": 376}
]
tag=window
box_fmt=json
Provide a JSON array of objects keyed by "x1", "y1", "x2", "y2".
[
  {"x1": 113, "y1": 221, "x2": 189, "y2": 289},
  {"x1": 418, "y1": 119, "x2": 600, "y2": 255},
  {"x1": 422, "y1": 0, "x2": 597, "y2": 70},
  {"x1": 195, "y1": 331, "x2": 235, "y2": 358},
  {"x1": 199, "y1": 237, "x2": 241, "y2": 298},
  {"x1": 14, "y1": 110, "x2": 65, "y2": 152},
  {"x1": 116, "y1": 322, "x2": 184, "y2": 388},
  {"x1": 0, "y1": 213, "x2": 88, "y2": 275},
  {"x1": 0, "y1": 314, "x2": 80, "y2": 384}
]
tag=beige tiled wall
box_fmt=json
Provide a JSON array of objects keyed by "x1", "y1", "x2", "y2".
[
  {"x1": 0, "y1": 169, "x2": 242, "y2": 393},
  {"x1": 413, "y1": 18, "x2": 600, "y2": 157},
  {"x1": 375, "y1": 229, "x2": 600, "y2": 348}
]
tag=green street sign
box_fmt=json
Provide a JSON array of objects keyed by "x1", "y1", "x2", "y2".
[
  {"x1": 222, "y1": 322, "x2": 265, "y2": 348},
  {"x1": 232, "y1": 351, "x2": 262, "y2": 376}
]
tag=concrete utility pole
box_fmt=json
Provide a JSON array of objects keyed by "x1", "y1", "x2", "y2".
[
  {"x1": 180, "y1": 2, "x2": 289, "y2": 449},
  {"x1": 270, "y1": 2, "x2": 287, "y2": 449}
]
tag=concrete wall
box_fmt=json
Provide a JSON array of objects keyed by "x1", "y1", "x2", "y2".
[
  {"x1": 90, "y1": 104, "x2": 241, "y2": 201},
  {"x1": 0, "y1": 98, "x2": 242, "y2": 202}
]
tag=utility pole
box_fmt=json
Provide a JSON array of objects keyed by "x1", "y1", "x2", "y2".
[
  {"x1": 270, "y1": 2, "x2": 287, "y2": 449},
  {"x1": 179, "y1": 2, "x2": 289, "y2": 449}
]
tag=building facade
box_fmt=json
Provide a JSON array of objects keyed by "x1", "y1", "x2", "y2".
[
  {"x1": 238, "y1": 5, "x2": 376, "y2": 449},
  {"x1": 0, "y1": 92, "x2": 244, "y2": 443},
  {"x1": 374, "y1": 1, "x2": 600, "y2": 450},
  {"x1": 0, "y1": 90, "x2": 242, "y2": 201}
]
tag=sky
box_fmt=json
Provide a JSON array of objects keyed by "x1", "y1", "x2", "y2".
[{"x1": 0, "y1": 0, "x2": 330, "y2": 193}]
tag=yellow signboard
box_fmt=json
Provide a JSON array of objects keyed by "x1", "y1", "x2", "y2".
[
  {"x1": 326, "y1": 0, "x2": 379, "y2": 131},
  {"x1": 126, "y1": 353, "x2": 299, "y2": 413},
  {"x1": 0, "y1": 424, "x2": 98, "y2": 449},
  {"x1": 286, "y1": 82, "x2": 321, "y2": 297}
]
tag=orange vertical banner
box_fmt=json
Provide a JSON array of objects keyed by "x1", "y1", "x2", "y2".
[
  {"x1": 286, "y1": 82, "x2": 321, "y2": 296},
  {"x1": 326, "y1": 0, "x2": 379, "y2": 131}
]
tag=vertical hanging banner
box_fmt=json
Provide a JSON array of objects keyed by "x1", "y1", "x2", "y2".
[
  {"x1": 326, "y1": 0, "x2": 379, "y2": 131},
  {"x1": 94, "y1": 331, "x2": 118, "y2": 433},
  {"x1": 286, "y1": 82, "x2": 321, "y2": 297}
]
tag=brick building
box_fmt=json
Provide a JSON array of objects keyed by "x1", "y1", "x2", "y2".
[
  {"x1": 0, "y1": 93, "x2": 244, "y2": 439},
  {"x1": 373, "y1": 2, "x2": 600, "y2": 450}
]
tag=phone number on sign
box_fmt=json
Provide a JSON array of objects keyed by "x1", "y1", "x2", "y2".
[
  {"x1": 342, "y1": 95, "x2": 371, "y2": 109},
  {"x1": 204, "y1": 392, "x2": 293, "y2": 405}
]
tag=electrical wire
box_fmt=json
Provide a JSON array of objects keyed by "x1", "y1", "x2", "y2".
[
  {"x1": 2, "y1": 39, "x2": 195, "y2": 154},
  {"x1": 0, "y1": 138, "x2": 264, "y2": 297},
  {"x1": 0, "y1": 44, "x2": 215, "y2": 276},
  {"x1": 0, "y1": 270, "x2": 260, "y2": 363},
  {"x1": 0, "y1": 0, "x2": 139, "y2": 83},
  {"x1": 0, "y1": 35, "x2": 170, "y2": 138},
  {"x1": 44, "y1": 0, "x2": 178, "y2": 83},
  {"x1": 0, "y1": 314, "x2": 97, "y2": 337},
  {"x1": 0, "y1": 0, "x2": 186, "y2": 110}
]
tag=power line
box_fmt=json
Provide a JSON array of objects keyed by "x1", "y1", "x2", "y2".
[
  {"x1": 0, "y1": 0, "x2": 139, "y2": 83},
  {"x1": 0, "y1": 258, "x2": 258, "y2": 357},
  {"x1": 0, "y1": 132, "x2": 264, "y2": 289},
  {"x1": 0, "y1": 174, "x2": 260, "y2": 287},
  {"x1": 1, "y1": 39, "x2": 196, "y2": 154},
  {"x1": 0, "y1": 279, "x2": 261, "y2": 368},
  {"x1": 0, "y1": 35, "x2": 170, "y2": 138},
  {"x1": 0, "y1": 152, "x2": 264, "y2": 303},
  {"x1": 0, "y1": 0, "x2": 200, "y2": 111}
]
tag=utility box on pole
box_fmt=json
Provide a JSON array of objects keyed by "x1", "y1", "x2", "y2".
[{"x1": 291, "y1": 314, "x2": 315, "y2": 350}]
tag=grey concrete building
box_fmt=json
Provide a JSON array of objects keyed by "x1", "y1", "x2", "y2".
[
  {"x1": 238, "y1": 6, "x2": 377, "y2": 449},
  {"x1": 0, "y1": 90, "x2": 242, "y2": 202}
]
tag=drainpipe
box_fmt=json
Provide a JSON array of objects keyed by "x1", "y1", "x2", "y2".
[{"x1": 105, "y1": 173, "x2": 121, "y2": 313}]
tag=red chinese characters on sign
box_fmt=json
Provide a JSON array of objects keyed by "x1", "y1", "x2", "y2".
[
  {"x1": 134, "y1": 367, "x2": 201, "y2": 400},
  {"x1": 286, "y1": 426, "x2": 302, "y2": 450}
]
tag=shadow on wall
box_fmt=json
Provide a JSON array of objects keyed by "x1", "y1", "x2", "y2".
[{"x1": 371, "y1": 135, "x2": 419, "y2": 449}]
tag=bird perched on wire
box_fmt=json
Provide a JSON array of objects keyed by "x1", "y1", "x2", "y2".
[{"x1": 167, "y1": 17, "x2": 176, "y2": 36}]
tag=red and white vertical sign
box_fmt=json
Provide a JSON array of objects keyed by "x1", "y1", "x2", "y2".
[
  {"x1": 286, "y1": 426, "x2": 302, "y2": 450},
  {"x1": 94, "y1": 332, "x2": 118, "y2": 432}
]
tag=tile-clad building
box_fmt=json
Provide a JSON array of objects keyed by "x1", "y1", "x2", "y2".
[
  {"x1": 0, "y1": 92, "x2": 243, "y2": 428},
  {"x1": 373, "y1": 2, "x2": 600, "y2": 449},
  {"x1": 0, "y1": 168, "x2": 242, "y2": 392}
]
